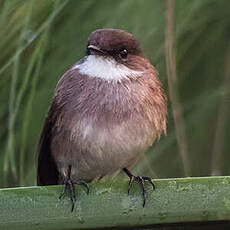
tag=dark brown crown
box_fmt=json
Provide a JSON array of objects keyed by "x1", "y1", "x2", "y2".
[{"x1": 87, "y1": 29, "x2": 142, "y2": 58}]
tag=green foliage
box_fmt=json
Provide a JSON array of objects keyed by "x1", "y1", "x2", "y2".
[
  {"x1": 0, "y1": 0, "x2": 230, "y2": 187},
  {"x1": 1, "y1": 176, "x2": 230, "y2": 229}
]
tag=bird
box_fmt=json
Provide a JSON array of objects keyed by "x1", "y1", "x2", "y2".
[{"x1": 37, "y1": 28, "x2": 167, "y2": 211}]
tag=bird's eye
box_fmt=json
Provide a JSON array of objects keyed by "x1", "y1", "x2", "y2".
[{"x1": 119, "y1": 49, "x2": 128, "y2": 59}]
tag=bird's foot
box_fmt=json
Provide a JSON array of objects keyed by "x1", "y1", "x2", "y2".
[
  {"x1": 59, "y1": 166, "x2": 89, "y2": 212},
  {"x1": 123, "y1": 168, "x2": 155, "y2": 207}
]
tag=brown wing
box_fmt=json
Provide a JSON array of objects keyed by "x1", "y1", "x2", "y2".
[
  {"x1": 37, "y1": 60, "x2": 85, "y2": 185},
  {"x1": 37, "y1": 101, "x2": 59, "y2": 186}
]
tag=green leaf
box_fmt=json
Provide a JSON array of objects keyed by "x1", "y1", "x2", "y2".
[{"x1": 1, "y1": 176, "x2": 230, "y2": 229}]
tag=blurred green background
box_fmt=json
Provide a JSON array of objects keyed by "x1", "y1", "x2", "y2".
[{"x1": 1, "y1": 0, "x2": 230, "y2": 188}]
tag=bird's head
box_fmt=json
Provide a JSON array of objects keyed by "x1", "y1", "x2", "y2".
[
  {"x1": 87, "y1": 29, "x2": 143, "y2": 64},
  {"x1": 74, "y1": 29, "x2": 151, "y2": 82}
]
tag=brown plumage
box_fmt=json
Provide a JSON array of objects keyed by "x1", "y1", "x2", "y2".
[{"x1": 37, "y1": 28, "x2": 167, "y2": 210}]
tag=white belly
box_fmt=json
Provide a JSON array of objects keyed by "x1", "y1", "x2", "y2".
[{"x1": 52, "y1": 117, "x2": 156, "y2": 182}]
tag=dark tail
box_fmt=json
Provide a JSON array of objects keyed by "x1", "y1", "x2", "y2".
[{"x1": 37, "y1": 116, "x2": 59, "y2": 185}]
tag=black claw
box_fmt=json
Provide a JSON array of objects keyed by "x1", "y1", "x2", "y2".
[
  {"x1": 142, "y1": 176, "x2": 155, "y2": 190},
  {"x1": 123, "y1": 168, "x2": 155, "y2": 207},
  {"x1": 59, "y1": 166, "x2": 89, "y2": 212},
  {"x1": 73, "y1": 181, "x2": 90, "y2": 195},
  {"x1": 139, "y1": 177, "x2": 147, "y2": 207},
  {"x1": 127, "y1": 176, "x2": 134, "y2": 195},
  {"x1": 59, "y1": 179, "x2": 77, "y2": 212},
  {"x1": 71, "y1": 202, "x2": 75, "y2": 212},
  {"x1": 59, "y1": 182, "x2": 67, "y2": 200}
]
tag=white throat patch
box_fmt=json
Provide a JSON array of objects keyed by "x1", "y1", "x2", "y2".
[{"x1": 73, "y1": 55, "x2": 143, "y2": 82}]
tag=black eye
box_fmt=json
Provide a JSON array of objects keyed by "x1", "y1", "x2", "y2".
[{"x1": 119, "y1": 49, "x2": 128, "y2": 59}]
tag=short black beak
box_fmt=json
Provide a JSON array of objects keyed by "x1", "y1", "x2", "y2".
[{"x1": 87, "y1": 45, "x2": 105, "y2": 55}]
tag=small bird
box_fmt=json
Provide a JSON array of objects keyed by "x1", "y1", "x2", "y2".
[{"x1": 37, "y1": 28, "x2": 167, "y2": 211}]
